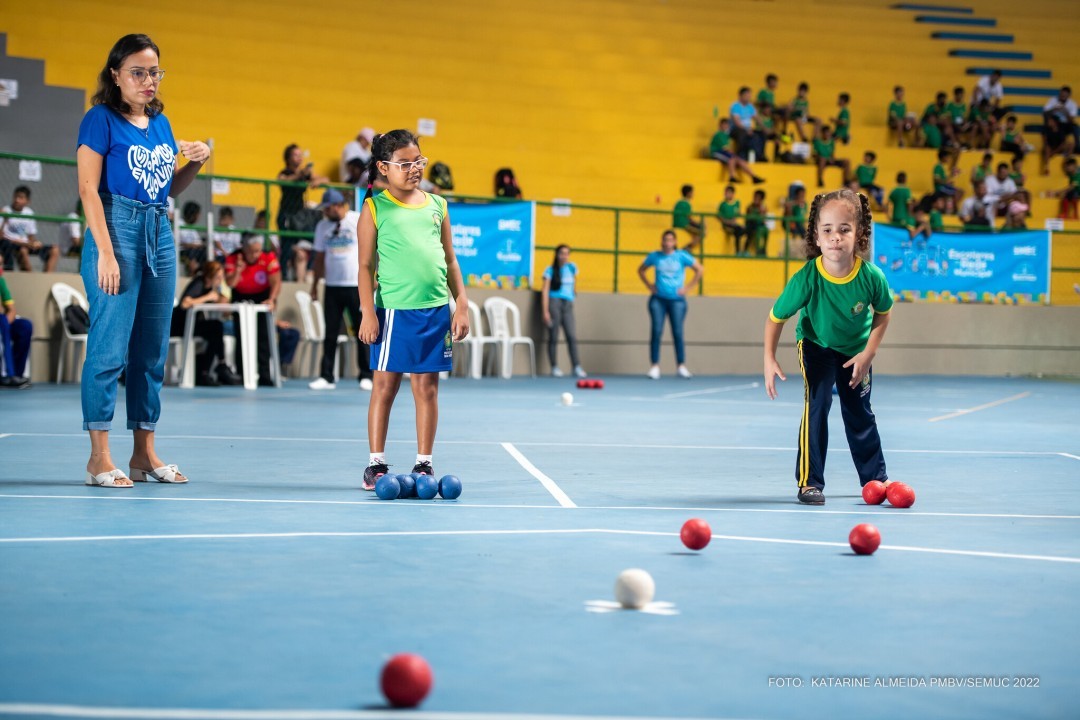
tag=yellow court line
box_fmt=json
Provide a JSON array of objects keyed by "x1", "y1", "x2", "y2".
[{"x1": 928, "y1": 392, "x2": 1031, "y2": 423}]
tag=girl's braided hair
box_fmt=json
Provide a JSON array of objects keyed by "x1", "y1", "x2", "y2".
[{"x1": 803, "y1": 188, "x2": 872, "y2": 259}]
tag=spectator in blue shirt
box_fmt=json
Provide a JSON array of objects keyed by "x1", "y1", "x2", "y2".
[
  {"x1": 541, "y1": 244, "x2": 586, "y2": 378},
  {"x1": 730, "y1": 87, "x2": 764, "y2": 161},
  {"x1": 638, "y1": 230, "x2": 703, "y2": 379}
]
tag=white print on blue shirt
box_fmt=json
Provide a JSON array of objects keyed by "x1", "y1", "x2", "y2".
[{"x1": 127, "y1": 144, "x2": 176, "y2": 200}]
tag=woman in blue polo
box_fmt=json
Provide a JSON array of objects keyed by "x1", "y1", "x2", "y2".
[
  {"x1": 541, "y1": 244, "x2": 587, "y2": 378},
  {"x1": 77, "y1": 33, "x2": 210, "y2": 487},
  {"x1": 638, "y1": 230, "x2": 703, "y2": 379}
]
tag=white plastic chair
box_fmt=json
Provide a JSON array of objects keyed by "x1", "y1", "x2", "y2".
[
  {"x1": 293, "y1": 290, "x2": 322, "y2": 378},
  {"x1": 312, "y1": 299, "x2": 351, "y2": 381},
  {"x1": 50, "y1": 282, "x2": 88, "y2": 384},
  {"x1": 482, "y1": 296, "x2": 536, "y2": 379},
  {"x1": 449, "y1": 297, "x2": 499, "y2": 379}
]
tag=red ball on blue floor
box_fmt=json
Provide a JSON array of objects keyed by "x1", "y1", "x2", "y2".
[
  {"x1": 375, "y1": 474, "x2": 400, "y2": 500},
  {"x1": 415, "y1": 474, "x2": 439, "y2": 500},
  {"x1": 680, "y1": 518, "x2": 711, "y2": 550},
  {"x1": 576, "y1": 379, "x2": 587, "y2": 389},
  {"x1": 886, "y1": 482, "x2": 916, "y2": 508},
  {"x1": 438, "y1": 475, "x2": 462, "y2": 499},
  {"x1": 594, "y1": 379, "x2": 605, "y2": 389},
  {"x1": 380, "y1": 653, "x2": 433, "y2": 708},
  {"x1": 397, "y1": 474, "x2": 416, "y2": 499},
  {"x1": 849, "y1": 523, "x2": 881, "y2": 555},
  {"x1": 862, "y1": 480, "x2": 887, "y2": 505}
]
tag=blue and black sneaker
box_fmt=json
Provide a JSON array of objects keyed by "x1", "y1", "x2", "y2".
[{"x1": 362, "y1": 462, "x2": 389, "y2": 491}]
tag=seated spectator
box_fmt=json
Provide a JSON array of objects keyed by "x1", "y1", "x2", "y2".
[
  {"x1": 932, "y1": 149, "x2": 963, "y2": 213},
  {"x1": 177, "y1": 201, "x2": 207, "y2": 276},
  {"x1": 1042, "y1": 89, "x2": 1078, "y2": 175},
  {"x1": 213, "y1": 206, "x2": 243, "y2": 261},
  {"x1": 730, "y1": 87, "x2": 763, "y2": 161},
  {"x1": 999, "y1": 115, "x2": 1028, "y2": 159},
  {"x1": 253, "y1": 210, "x2": 279, "y2": 253},
  {"x1": 971, "y1": 151, "x2": 995, "y2": 189},
  {"x1": 959, "y1": 181, "x2": 992, "y2": 228},
  {"x1": 784, "y1": 185, "x2": 808, "y2": 242},
  {"x1": 0, "y1": 270, "x2": 31, "y2": 388},
  {"x1": 830, "y1": 92, "x2": 851, "y2": 145},
  {"x1": 909, "y1": 206, "x2": 932, "y2": 242},
  {"x1": 984, "y1": 162, "x2": 1024, "y2": 217},
  {"x1": 888, "y1": 85, "x2": 915, "y2": 147},
  {"x1": 1, "y1": 185, "x2": 57, "y2": 272},
  {"x1": 226, "y1": 234, "x2": 282, "y2": 387},
  {"x1": 812, "y1": 125, "x2": 850, "y2": 188},
  {"x1": 1009, "y1": 156, "x2": 1027, "y2": 189},
  {"x1": 59, "y1": 200, "x2": 84, "y2": 262},
  {"x1": 717, "y1": 185, "x2": 746, "y2": 254},
  {"x1": 755, "y1": 100, "x2": 782, "y2": 161},
  {"x1": 340, "y1": 127, "x2": 374, "y2": 182},
  {"x1": 888, "y1": 172, "x2": 914, "y2": 227},
  {"x1": 170, "y1": 261, "x2": 241, "y2": 386},
  {"x1": 928, "y1": 193, "x2": 946, "y2": 233},
  {"x1": 787, "y1": 82, "x2": 817, "y2": 142},
  {"x1": 920, "y1": 92, "x2": 952, "y2": 149},
  {"x1": 946, "y1": 86, "x2": 972, "y2": 148},
  {"x1": 1054, "y1": 156, "x2": 1079, "y2": 219},
  {"x1": 745, "y1": 189, "x2": 769, "y2": 256},
  {"x1": 757, "y1": 73, "x2": 780, "y2": 126},
  {"x1": 709, "y1": 118, "x2": 764, "y2": 183},
  {"x1": 855, "y1": 151, "x2": 884, "y2": 209},
  {"x1": 967, "y1": 99, "x2": 995, "y2": 150},
  {"x1": 343, "y1": 157, "x2": 366, "y2": 188},
  {"x1": 1003, "y1": 200, "x2": 1029, "y2": 230},
  {"x1": 972, "y1": 69, "x2": 1007, "y2": 120},
  {"x1": 672, "y1": 184, "x2": 705, "y2": 248},
  {"x1": 495, "y1": 167, "x2": 522, "y2": 198}
]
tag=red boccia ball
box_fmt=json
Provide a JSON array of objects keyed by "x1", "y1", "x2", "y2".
[
  {"x1": 886, "y1": 482, "x2": 916, "y2": 509},
  {"x1": 576, "y1": 379, "x2": 587, "y2": 389},
  {"x1": 861, "y1": 481, "x2": 887, "y2": 505},
  {"x1": 680, "y1": 518, "x2": 712, "y2": 550},
  {"x1": 380, "y1": 653, "x2": 433, "y2": 708},
  {"x1": 594, "y1": 379, "x2": 605, "y2": 389},
  {"x1": 849, "y1": 523, "x2": 881, "y2": 555}
]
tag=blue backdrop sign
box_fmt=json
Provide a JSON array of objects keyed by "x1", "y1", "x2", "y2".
[
  {"x1": 449, "y1": 201, "x2": 535, "y2": 290},
  {"x1": 871, "y1": 224, "x2": 1051, "y2": 304}
]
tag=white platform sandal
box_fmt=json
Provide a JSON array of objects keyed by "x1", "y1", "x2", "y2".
[
  {"x1": 85, "y1": 469, "x2": 133, "y2": 488},
  {"x1": 129, "y1": 464, "x2": 188, "y2": 484}
]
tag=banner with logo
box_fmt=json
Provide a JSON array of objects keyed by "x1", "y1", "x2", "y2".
[
  {"x1": 871, "y1": 224, "x2": 1051, "y2": 304},
  {"x1": 448, "y1": 201, "x2": 535, "y2": 290}
]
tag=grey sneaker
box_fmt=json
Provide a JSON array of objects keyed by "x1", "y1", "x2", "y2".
[
  {"x1": 362, "y1": 462, "x2": 389, "y2": 491},
  {"x1": 798, "y1": 487, "x2": 825, "y2": 505}
]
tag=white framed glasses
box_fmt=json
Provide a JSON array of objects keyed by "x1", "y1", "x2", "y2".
[
  {"x1": 121, "y1": 68, "x2": 165, "y2": 83},
  {"x1": 380, "y1": 157, "x2": 428, "y2": 173}
]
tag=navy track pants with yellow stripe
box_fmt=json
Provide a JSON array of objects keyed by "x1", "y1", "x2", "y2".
[{"x1": 796, "y1": 339, "x2": 888, "y2": 491}]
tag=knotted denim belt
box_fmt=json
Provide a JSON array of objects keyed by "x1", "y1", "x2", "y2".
[{"x1": 101, "y1": 193, "x2": 170, "y2": 278}]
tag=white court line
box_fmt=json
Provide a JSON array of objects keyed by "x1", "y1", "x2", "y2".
[
  {"x1": 0, "y1": 527, "x2": 1077, "y2": 564},
  {"x1": 662, "y1": 382, "x2": 760, "y2": 399},
  {"x1": 1, "y1": 495, "x2": 1078, "y2": 520},
  {"x1": 928, "y1": 391, "x2": 1031, "y2": 423},
  {"x1": 1060, "y1": 453, "x2": 1080, "y2": 462},
  {"x1": 501, "y1": 442, "x2": 577, "y2": 508},
  {"x1": 0, "y1": 704, "x2": 746, "y2": 720}
]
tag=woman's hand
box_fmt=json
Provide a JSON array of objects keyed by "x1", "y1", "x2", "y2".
[
  {"x1": 178, "y1": 140, "x2": 211, "y2": 164},
  {"x1": 98, "y1": 253, "x2": 120, "y2": 295}
]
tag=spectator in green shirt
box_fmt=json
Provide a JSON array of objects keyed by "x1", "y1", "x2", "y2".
[
  {"x1": 888, "y1": 86, "x2": 915, "y2": 147},
  {"x1": 784, "y1": 185, "x2": 808, "y2": 242},
  {"x1": 920, "y1": 92, "x2": 951, "y2": 149},
  {"x1": 709, "y1": 118, "x2": 765, "y2": 184},
  {"x1": 745, "y1": 189, "x2": 770, "y2": 256},
  {"x1": 970, "y1": 151, "x2": 994, "y2": 190},
  {"x1": 929, "y1": 194, "x2": 946, "y2": 232},
  {"x1": 717, "y1": 185, "x2": 747, "y2": 254},
  {"x1": 999, "y1": 115, "x2": 1028, "y2": 159},
  {"x1": 932, "y1": 148, "x2": 963, "y2": 213},
  {"x1": 788, "y1": 82, "x2": 817, "y2": 142},
  {"x1": 855, "y1": 151, "x2": 884, "y2": 209},
  {"x1": 672, "y1": 184, "x2": 705, "y2": 250},
  {"x1": 946, "y1": 86, "x2": 972, "y2": 148},
  {"x1": 0, "y1": 272, "x2": 32, "y2": 388},
  {"x1": 1055, "y1": 157, "x2": 1079, "y2": 219},
  {"x1": 830, "y1": 92, "x2": 851, "y2": 145},
  {"x1": 757, "y1": 73, "x2": 779, "y2": 120},
  {"x1": 968, "y1": 98, "x2": 995, "y2": 150},
  {"x1": 812, "y1": 125, "x2": 851, "y2": 188},
  {"x1": 888, "y1": 172, "x2": 913, "y2": 226}
]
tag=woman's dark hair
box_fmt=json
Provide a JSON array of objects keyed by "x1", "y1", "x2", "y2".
[
  {"x1": 282, "y1": 144, "x2": 300, "y2": 166},
  {"x1": 363, "y1": 129, "x2": 418, "y2": 202},
  {"x1": 91, "y1": 34, "x2": 164, "y2": 117},
  {"x1": 804, "y1": 188, "x2": 872, "y2": 259},
  {"x1": 199, "y1": 260, "x2": 223, "y2": 285},
  {"x1": 661, "y1": 229, "x2": 677, "y2": 243},
  {"x1": 549, "y1": 244, "x2": 570, "y2": 292}
]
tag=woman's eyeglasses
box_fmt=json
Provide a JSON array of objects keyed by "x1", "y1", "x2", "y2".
[{"x1": 121, "y1": 68, "x2": 166, "y2": 84}]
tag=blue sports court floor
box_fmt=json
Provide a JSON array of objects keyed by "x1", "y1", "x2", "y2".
[{"x1": 0, "y1": 374, "x2": 1078, "y2": 719}]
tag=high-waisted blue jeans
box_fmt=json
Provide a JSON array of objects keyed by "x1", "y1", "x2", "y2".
[
  {"x1": 81, "y1": 194, "x2": 175, "y2": 431},
  {"x1": 648, "y1": 295, "x2": 688, "y2": 365}
]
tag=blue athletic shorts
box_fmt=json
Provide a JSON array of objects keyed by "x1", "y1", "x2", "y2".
[{"x1": 370, "y1": 305, "x2": 452, "y2": 373}]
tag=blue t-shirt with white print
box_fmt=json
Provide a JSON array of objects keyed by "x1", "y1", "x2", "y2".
[
  {"x1": 643, "y1": 250, "x2": 695, "y2": 299},
  {"x1": 77, "y1": 104, "x2": 178, "y2": 204},
  {"x1": 542, "y1": 262, "x2": 577, "y2": 301}
]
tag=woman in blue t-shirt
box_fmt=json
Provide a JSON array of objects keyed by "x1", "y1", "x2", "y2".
[
  {"x1": 637, "y1": 230, "x2": 703, "y2": 379},
  {"x1": 541, "y1": 244, "x2": 586, "y2": 378},
  {"x1": 76, "y1": 34, "x2": 211, "y2": 488}
]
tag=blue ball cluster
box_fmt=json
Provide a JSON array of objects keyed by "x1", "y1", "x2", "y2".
[{"x1": 373, "y1": 473, "x2": 463, "y2": 501}]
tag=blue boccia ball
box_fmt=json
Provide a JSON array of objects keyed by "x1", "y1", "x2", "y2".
[
  {"x1": 415, "y1": 474, "x2": 439, "y2": 500},
  {"x1": 438, "y1": 475, "x2": 462, "y2": 500},
  {"x1": 375, "y1": 474, "x2": 400, "y2": 500},
  {"x1": 397, "y1": 474, "x2": 416, "y2": 499}
]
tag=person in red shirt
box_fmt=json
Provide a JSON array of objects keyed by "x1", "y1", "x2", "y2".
[{"x1": 226, "y1": 235, "x2": 281, "y2": 385}]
